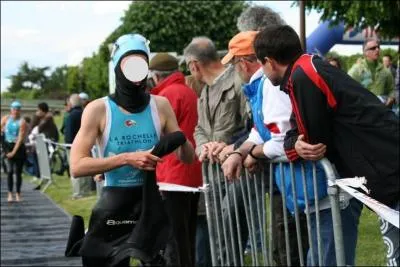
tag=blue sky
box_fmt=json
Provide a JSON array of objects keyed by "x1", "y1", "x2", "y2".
[{"x1": 1, "y1": 1, "x2": 396, "y2": 92}]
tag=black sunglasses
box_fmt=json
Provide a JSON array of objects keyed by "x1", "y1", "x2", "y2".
[{"x1": 366, "y1": 45, "x2": 380, "y2": 51}]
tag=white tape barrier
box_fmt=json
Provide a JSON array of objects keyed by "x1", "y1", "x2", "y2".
[
  {"x1": 44, "y1": 138, "x2": 72, "y2": 148},
  {"x1": 334, "y1": 177, "x2": 399, "y2": 229},
  {"x1": 157, "y1": 182, "x2": 201, "y2": 192}
]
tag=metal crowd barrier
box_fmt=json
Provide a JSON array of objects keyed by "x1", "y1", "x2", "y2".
[
  {"x1": 35, "y1": 136, "x2": 100, "y2": 195},
  {"x1": 35, "y1": 134, "x2": 54, "y2": 192},
  {"x1": 202, "y1": 157, "x2": 345, "y2": 266}
]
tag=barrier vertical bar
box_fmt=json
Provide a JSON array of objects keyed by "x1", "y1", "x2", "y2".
[
  {"x1": 239, "y1": 173, "x2": 255, "y2": 264},
  {"x1": 301, "y1": 163, "x2": 315, "y2": 266},
  {"x1": 231, "y1": 177, "x2": 244, "y2": 266},
  {"x1": 245, "y1": 171, "x2": 259, "y2": 266},
  {"x1": 290, "y1": 163, "x2": 305, "y2": 266},
  {"x1": 202, "y1": 163, "x2": 217, "y2": 266},
  {"x1": 268, "y1": 162, "x2": 274, "y2": 266},
  {"x1": 252, "y1": 169, "x2": 266, "y2": 265},
  {"x1": 215, "y1": 164, "x2": 230, "y2": 265},
  {"x1": 279, "y1": 163, "x2": 292, "y2": 266},
  {"x1": 222, "y1": 171, "x2": 237, "y2": 266},
  {"x1": 261, "y1": 168, "x2": 269, "y2": 265},
  {"x1": 312, "y1": 163, "x2": 323, "y2": 266},
  {"x1": 319, "y1": 159, "x2": 345, "y2": 266}
]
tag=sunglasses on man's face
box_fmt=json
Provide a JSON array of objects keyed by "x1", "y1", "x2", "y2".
[{"x1": 366, "y1": 45, "x2": 380, "y2": 51}]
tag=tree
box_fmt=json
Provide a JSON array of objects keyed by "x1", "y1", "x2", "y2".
[
  {"x1": 7, "y1": 62, "x2": 49, "y2": 93},
  {"x1": 43, "y1": 65, "x2": 69, "y2": 99},
  {"x1": 90, "y1": 0, "x2": 247, "y2": 97},
  {"x1": 298, "y1": 1, "x2": 400, "y2": 39},
  {"x1": 66, "y1": 65, "x2": 84, "y2": 94}
]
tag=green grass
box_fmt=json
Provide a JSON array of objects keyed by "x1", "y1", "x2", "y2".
[{"x1": 356, "y1": 208, "x2": 386, "y2": 266}]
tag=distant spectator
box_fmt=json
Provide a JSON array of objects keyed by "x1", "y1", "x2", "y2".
[
  {"x1": 326, "y1": 56, "x2": 342, "y2": 69},
  {"x1": 79, "y1": 92, "x2": 90, "y2": 108},
  {"x1": 65, "y1": 94, "x2": 83, "y2": 144},
  {"x1": 36, "y1": 102, "x2": 59, "y2": 142},
  {"x1": 60, "y1": 97, "x2": 71, "y2": 136},
  {"x1": 25, "y1": 114, "x2": 41, "y2": 180},
  {"x1": 382, "y1": 54, "x2": 396, "y2": 79},
  {"x1": 348, "y1": 38, "x2": 395, "y2": 106},
  {"x1": 65, "y1": 94, "x2": 91, "y2": 199}
]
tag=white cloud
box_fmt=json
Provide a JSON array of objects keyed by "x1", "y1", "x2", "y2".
[
  {"x1": 67, "y1": 50, "x2": 86, "y2": 66},
  {"x1": 92, "y1": 1, "x2": 130, "y2": 15}
]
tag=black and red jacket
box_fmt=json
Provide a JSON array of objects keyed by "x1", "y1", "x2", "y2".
[{"x1": 282, "y1": 54, "x2": 399, "y2": 206}]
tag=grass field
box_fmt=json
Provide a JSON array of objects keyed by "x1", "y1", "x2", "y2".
[{"x1": 29, "y1": 111, "x2": 387, "y2": 266}]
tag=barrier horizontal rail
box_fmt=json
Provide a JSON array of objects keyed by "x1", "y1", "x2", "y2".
[{"x1": 202, "y1": 158, "x2": 346, "y2": 266}]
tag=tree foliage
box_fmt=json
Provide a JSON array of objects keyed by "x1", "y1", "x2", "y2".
[
  {"x1": 94, "y1": 0, "x2": 248, "y2": 97},
  {"x1": 299, "y1": 0, "x2": 400, "y2": 39},
  {"x1": 7, "y1": 62, "x2": 49, "y2": 93}
]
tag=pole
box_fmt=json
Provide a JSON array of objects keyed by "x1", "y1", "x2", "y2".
[{"x1": 300, "y1": 0, "x2": 307, "y2": 51}]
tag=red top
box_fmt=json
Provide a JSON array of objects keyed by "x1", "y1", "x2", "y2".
[{"x1": 151, "y1": 72, "x2": 202, "y2": 187}]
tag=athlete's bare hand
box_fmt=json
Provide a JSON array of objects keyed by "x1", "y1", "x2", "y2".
[{"x1": 125, "y1": 150, "x2": 163, "y2": 171}]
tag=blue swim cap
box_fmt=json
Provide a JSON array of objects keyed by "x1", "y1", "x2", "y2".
[
  {"x1": 111, "y1": 34, "x2": 150, "y2": 67},
  {"x1": 10, "y1": 101, "x2": 22, "y2": 109}
]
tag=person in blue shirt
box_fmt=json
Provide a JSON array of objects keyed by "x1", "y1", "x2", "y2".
[
  {"x1": 1, "y1": 101, "x2": 27, "y2": 202},
  {"x1": 69, "y1": 34, "x2": 195, "y2": 266}
]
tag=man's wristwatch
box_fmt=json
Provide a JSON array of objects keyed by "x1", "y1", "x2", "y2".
[
  {"x1": 226, "y1": 151, "x2": 243, "y2": 160},
  {"x1": 249, "y1": 144, "x2": 262, "y2": 160}
]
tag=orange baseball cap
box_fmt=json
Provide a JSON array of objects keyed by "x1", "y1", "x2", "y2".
[{"x1": 221, "y1": 31, "x2": 259, "y2": 65}]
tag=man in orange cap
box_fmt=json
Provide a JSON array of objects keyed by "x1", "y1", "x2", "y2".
[{"x1": 221, "y1": 31, "x2": 310, "y2": 265}]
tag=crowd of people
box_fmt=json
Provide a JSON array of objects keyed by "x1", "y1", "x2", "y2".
[
  {"x1": 1, "y1": 92, "x2": 92, "y2": 199},
  {"x1": 1, "y1": 4, "x2": 399, "y2": 267}
]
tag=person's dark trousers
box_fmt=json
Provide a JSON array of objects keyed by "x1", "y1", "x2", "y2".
[
  {"x1": 163, "y1": 191, "x2": 199, "y2": 267},
  {"x1": 195, "y1": 215, "x2": 212, "y2": 267},
  {"x1": 32, "y1": 151, "x2": 40, "y2": 178},
  {"x1": 7, "y1": 157, "x2": 24, "y2": 193}
]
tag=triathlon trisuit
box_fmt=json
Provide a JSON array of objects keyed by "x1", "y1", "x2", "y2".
[
  {"x1": 5, "y1": 116, "x2": 21, "y2": 143},
  {"x1": 98, "y1": 96, "x2": 161, "y2": 187}
]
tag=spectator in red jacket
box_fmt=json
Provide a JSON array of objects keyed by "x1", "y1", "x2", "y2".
[{"x1": 149, "y1": 52, "x2": 202, "y2": 267}]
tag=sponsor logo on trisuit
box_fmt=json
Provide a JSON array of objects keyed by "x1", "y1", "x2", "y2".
[
  {"x1": 125, "y1": 119, "x2": 137, "y2": 127},
  {"x1": 106, "y1": 219, "x2": 137, "y2": 225}
]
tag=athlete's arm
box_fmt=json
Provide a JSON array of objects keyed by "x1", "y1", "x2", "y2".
[
  {"x1": 70, "y1": 99, "x2": 162, "y2": 178},
  {"x1": 156, "y1": 96, "x2": 195, "y2": 164}
]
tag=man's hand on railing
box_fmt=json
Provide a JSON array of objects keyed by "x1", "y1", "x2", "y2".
[
  {"x1": 243, "y1": 155, "x2": 258, "y2": 173},
  {"x1": 294, "y1": 135, "x2": 326, "y2": 161},
  {"x1": 199, "y1": 142, "x2": 227, "y2": 163},
  {"x1": 218, "y1": 144, "x2": 234, "y2": 163},
  {"x1": 221, "y1": 151, "x2": 243, "y2": 181}
]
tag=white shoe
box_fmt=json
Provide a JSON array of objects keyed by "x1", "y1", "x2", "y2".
[{"x1": 31, "y1": 177, "x2": 39, "y2": 183}]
